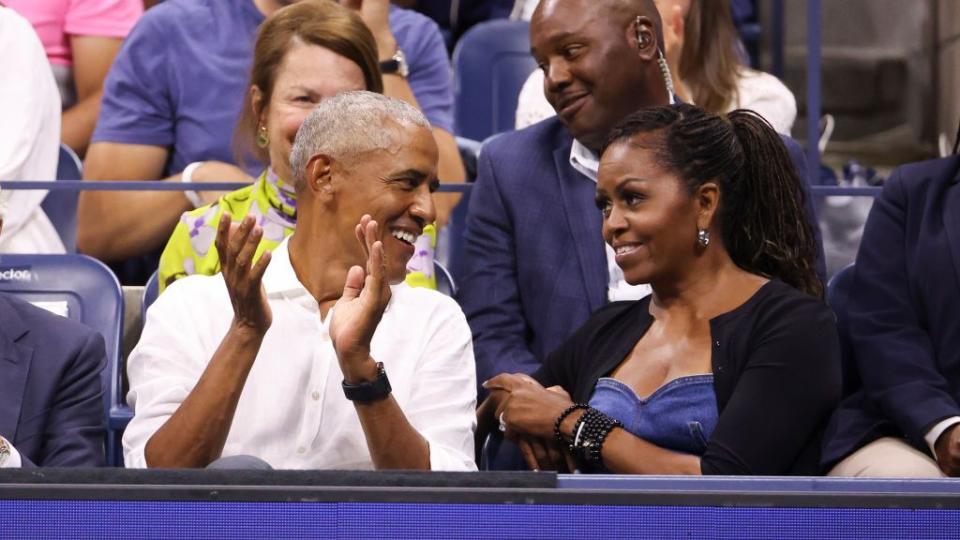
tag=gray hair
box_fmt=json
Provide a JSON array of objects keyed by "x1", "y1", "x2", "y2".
[{"x1": 288, "y1": 91, "x2": 431, "y2": 188}]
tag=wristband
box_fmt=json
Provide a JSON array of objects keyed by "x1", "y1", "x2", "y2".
[{"x1": 181, "y1": 161, "x2": 205, "y2": 208}]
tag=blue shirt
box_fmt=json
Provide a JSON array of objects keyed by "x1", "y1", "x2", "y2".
[{"x1": 93, "y1": 0, "x2": 454, "y2": 177}]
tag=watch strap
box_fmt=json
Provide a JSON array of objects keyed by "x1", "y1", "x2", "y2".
[{"x1": 342, "y1": 362, "x2": 392, "y2": 402}]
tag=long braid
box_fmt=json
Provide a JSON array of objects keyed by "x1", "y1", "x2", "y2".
[{"x1": 603, "y1": 104, "x2": 823, "y2": 298}]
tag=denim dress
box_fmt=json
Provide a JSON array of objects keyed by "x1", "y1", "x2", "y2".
[{"x1": 587, "y1": 375, "x2": 719, "y2": 468}]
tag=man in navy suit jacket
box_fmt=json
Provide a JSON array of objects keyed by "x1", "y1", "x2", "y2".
[
  {"x1": 0, "y1": 206, "x2": 107, "y2": 467},
  {"x1": 822, "y1": 155, "x2": 960, "y2": 477},
  {"x1": 459, "y1": 0, "x2": 823, "y2": 390}
]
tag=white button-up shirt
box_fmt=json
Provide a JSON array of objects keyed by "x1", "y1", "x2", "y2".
[{"x1": 123, "y1": 238, "x2": 477, "y2": 471}]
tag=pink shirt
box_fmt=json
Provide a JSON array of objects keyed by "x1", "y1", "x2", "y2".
[{"x1": 6, "y1": 0, "x2": 143, "y2": 67}]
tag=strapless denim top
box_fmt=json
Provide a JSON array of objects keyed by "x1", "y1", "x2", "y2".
[{"x1": 588, "y1": 375, "x2": 719, "y2": 457}]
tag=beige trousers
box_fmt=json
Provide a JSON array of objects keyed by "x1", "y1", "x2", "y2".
[{"x1": 828, "y1": 437, "x2": 945, "y2": 478}]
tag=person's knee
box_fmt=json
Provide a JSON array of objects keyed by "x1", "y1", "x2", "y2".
[
  {"x1": 206, "y1": 455, "x2": 273, "y2": 470},
  {"x1": 829, "y1": 437, "x2": 944, "y2": 478}
]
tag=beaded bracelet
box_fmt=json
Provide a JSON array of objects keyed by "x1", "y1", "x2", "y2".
[
  {"x1": 570, "y1": 408, "x2": 623, "y2": 468},
  {"x1": 553, "y1": 403, "x2": 590, "y2": 447}
]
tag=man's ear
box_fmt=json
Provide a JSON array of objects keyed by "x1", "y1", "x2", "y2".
[
  {"x1": 695, "y1": 180, "x2": 720, "y2": 231},
  {"x1": 305, "y1": 154, "x2": 335, "y2": 199},
  {"x1": 629, "y1": 15, "x2": 659, "y2": 61}
]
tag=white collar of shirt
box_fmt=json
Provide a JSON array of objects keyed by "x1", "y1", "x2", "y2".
[{"x1": 569, "y1": 139, "x2": 600, "y2": 182}]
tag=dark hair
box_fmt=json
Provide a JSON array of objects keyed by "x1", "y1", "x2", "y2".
[
  {"x1": 679, "y1": 0, "x2": 742, "y2": 114},
  {"x1": 603, "y1": 103, "x2": 823, "y2": 297},
  {"x1": 233, "y1": 0, "x2": 383, "y2": 165}
]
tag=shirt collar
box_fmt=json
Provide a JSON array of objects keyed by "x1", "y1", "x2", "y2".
[
  {"x1": 262, "y1": 236, "x2": 303, "y2": 295},
  {"x1": 569, "y1": 139, "x2": 600, "y2": 182}
]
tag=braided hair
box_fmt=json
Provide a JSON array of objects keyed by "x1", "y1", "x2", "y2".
[{"x1": 603, "y1": 103, "x2": 823, "y2": 298}]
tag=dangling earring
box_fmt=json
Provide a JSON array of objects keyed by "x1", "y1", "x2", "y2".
[
  {"x1": 697, "y1": 228, "x2": 710, "y2": 248},
  {"x1": 256, "y1": 124, "x2": 269, "y2": 148}
]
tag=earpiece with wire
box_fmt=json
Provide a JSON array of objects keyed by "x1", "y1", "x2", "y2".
[{"x1": 635, "y1": 16, "x2": 676, "y2": 102}]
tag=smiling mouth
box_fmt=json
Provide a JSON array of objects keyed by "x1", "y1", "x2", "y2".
[
  {"x1": 613, "y1": 243, "x2": 644, "y2": 261},
  {"x1": 557, "y1": 94, "x2": 588, "y2": 118},
  {"x1": 389, "y1": 228, "x2": 418, "y2": 247}
]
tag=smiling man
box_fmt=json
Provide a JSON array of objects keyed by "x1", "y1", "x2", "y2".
[
  {"x1": 458, "y1": 0, "x2": 820, "y2": 397},
  {"x1": 122, "y1": 92, "x2": 476, "y2": 471}
]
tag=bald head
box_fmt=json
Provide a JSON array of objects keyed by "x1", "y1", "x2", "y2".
[{"x1": 533, "y1": 0, "x2": 665, "y2": 51}]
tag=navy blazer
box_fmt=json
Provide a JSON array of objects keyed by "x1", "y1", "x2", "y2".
[
  {"x1": 822, "y1": 155, "x2": 960, "y2": 467},
  {"x1": 0, "y1": 293, "x2": 107, "y2": 467},
  {"x1": 459, "y1": 117, "x2": 824, "y2": 388}
]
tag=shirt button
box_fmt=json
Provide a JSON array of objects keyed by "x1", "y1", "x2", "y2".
[
  {"x1": 311, "y1": 391, "x2": 320, "y2": 401},
  {"x1": 297, "y1": 446, "x2": 306, "y2": 454},
  {"x1": 714, "y1": 340, "x2": 720, "y2": 347}
]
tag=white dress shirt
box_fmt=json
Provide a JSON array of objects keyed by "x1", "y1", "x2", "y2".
[
  {"x1": 569, "y1": 140, "x2": 653, "y2": 303},
  {"x1": 124, "y1": 238, "x2": 478, "y2": 471},
  {"x1": 0, "y1": 8, "x2": 65, "y2": 254}
]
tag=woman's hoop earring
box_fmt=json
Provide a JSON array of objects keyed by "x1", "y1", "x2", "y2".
[
  {"x1": 256, "y1": 124, "x2": 269, "y2": 148},
  {"x1": 697, "y1": 229, "x2": 711, "y2": 248}
]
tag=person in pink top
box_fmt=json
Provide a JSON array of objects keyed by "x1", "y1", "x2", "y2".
[{"x1": 5, "y1": 0, "x2": 142, "y2": 156}]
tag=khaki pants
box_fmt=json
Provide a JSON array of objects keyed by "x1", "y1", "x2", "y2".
[{"x1": 828, "y1": 437, "x2": 945, "y2": 478}]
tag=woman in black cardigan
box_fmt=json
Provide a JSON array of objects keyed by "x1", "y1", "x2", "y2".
[{"x1": 480, "y1": 104, "x2": 841, "y2": 475}]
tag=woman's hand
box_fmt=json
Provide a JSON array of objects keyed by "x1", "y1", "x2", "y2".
[
  {"x1": 215, "y1": 214, "x2": 272, "y2": 336},
  {"x1": 340, "y1": 0, "x2": 396, "y2": 59},
  {"x1": 485, "y1": 374, "x2": 577, "y2": 472},
  {"x1": 330, "y1": 215, "x2": 393, "y2": 381}
]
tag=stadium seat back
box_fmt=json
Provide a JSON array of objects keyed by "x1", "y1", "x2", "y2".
[
  {"x1": 41, "y1": 144, "x2": 82, "y2": 252},
  {"x1": 453, "y1": 20, "x2": 536, "y2": 141}
]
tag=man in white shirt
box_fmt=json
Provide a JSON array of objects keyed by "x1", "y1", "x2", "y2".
[
  {"x1": 0, "y1": 6, "x2": 65, "y2": 254},
  {"x1": 123, "y1": 92, "x2": 477, "y2": 470}
]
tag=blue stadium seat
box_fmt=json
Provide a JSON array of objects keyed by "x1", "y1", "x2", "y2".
[
  {"x1": 435, "y1": 261, "x2": 457, "y2": 297},
  {"x1": 143, "y1": 270, "x2": 159, "y2": 320},
  {"x1": 41, "y1": 144, "x2": 82, "y2": 252},
  {"x1": 453, "y1": 20, "x2": 537, "y2": 141},
  {"x1": 0, "y1": 254, "x2": 123, "y2": 465},
  {"x1": 826, "y1": 264, "x2": 860, "y2": 396}
]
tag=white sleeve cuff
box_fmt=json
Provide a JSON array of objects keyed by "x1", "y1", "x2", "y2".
[
  {"x1": 0, "y1": 436, "x2": 22, "y2": 468},
  {"x1": 925, "y1": 417, "x2": 960, "y2": 458}
]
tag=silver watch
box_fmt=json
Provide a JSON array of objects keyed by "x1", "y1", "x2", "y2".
[{"x1": 379, "y1": 49, "x2": 409, "y2": 78}]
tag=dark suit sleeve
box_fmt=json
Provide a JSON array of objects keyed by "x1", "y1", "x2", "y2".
[
  {"x1": 458, "y1": 146, "x2": 540, "y2": 387},
  {"x1": 30, "y1": 331, "x2": 108, "y2": 467},
  {"x1": 702, "y1": 299, "x2": 841, "y2": 475},
  {"x1": 847, "y1": 170, "x2": 960, "y2": 445}
]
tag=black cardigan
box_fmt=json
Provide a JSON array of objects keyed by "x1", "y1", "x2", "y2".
[{"x1": 533, "y1": 280, "x2": 841, "y2": 475}]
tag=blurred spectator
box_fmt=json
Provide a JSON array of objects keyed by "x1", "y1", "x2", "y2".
[
  {"x1": 0, "y1": 6, "x2": 64, "y2": 254},
  {"x1": 5, "y1": 0, "x2": 143, "y2": 156},
  {"x1": 157, "y1": 1, "x2": 393, "y2": 292},
  {"x1": 0, "y1": 185, "x2": 107, "y2": 468},
  {"x1": 79, "y1": 0, "x2": 463, "y2": 281},
  {"x1": 822, "y1": 153, "x2": 960, "y2": 478},
  {"x1": 515, "y1": 0, "x2": 796, "y2": 135}
]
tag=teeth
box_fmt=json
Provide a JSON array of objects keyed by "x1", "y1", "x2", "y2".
[
  {"x1": 391, "y1": 230, "x2": 416, "y2": 245},
  {"x1": 616, "y1": 245, "x2": 638, "y2": 255}
]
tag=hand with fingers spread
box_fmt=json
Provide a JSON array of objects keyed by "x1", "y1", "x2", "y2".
[
  {"x1": 330, "y1": 215, "x2": 393, "y2": 381},
  {"x1": 215, "y1": 213, "x2": 273, "y2": 336}
]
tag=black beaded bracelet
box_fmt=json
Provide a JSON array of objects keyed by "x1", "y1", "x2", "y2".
[
  {"x1": 553, "y1": 403, "x2": 590, "y2": 447},
  {"x1": 570, "y1": 408, "x2": 623, "y2": 468}
]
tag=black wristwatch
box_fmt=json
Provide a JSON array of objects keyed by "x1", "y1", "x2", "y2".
[
  {"x1": 342, "y1": 362, "x2": 392, "y2": 402},
  {"x1": 379, "y1": 49, "x2": 409, "y2": 78}
]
